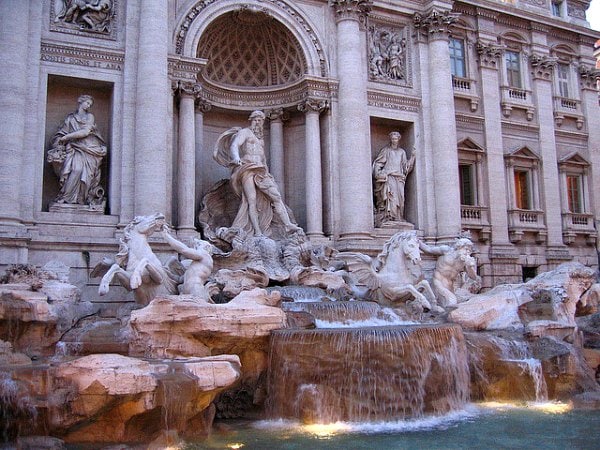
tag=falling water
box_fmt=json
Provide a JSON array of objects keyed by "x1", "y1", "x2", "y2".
[
  {"x1": 492, "y1": 338, "x2": 548, "y2": 402},
  {"x1": 266, "y1": 324, "x2": 470, "y2": 423},
  {"x1": 156, "y1": 362, "x2": 199, "y2": 432}
]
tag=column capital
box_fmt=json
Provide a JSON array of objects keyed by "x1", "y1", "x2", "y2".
[
  {"x1": 172, "y1": 80, "x2": 201, "y2": 98},
  {"x1": 413, "y1": 9, "x2": 459, "y2": 42},
  {"x1": 329, "y1": 0, "x2": 371, "y2": 23},
  {"x1": 298, "y1": 99, "x2": 329, "y2": 114},
  {"x1": 195, "y1": 97, "x2": 212, "y2": 113},
  {"x1": 266, "y1": 107, "x2": 288, "y2": 122},
  {"x1": 529, "y1": 53, "x2": 557, "y2": 81},
  {"x1": 476, "y1": 40, "x2": 503, "y2": 70},
  {"x1": 579, "y1": 65, "x2": 600, "y2": 91}
]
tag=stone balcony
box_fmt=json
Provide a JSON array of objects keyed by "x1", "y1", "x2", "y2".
[
  {"x1": 507, "y1": 208, "x2": 546, "y2": 243},
  {"x1": 500, "y1": 86, "x2": 534, "y2": 120},
  {"x1": 452, "y1": 76, "x2": 478, "y2": 112},
  {"x1": 553, "y1": 96, "x2": 584, "y2": 129},
  {"x1": 460, "y1": 205, "x2": 491, "y2": 242},
  {"x1": 561, "y1": 212, "x2": 597, "y2": 245}
]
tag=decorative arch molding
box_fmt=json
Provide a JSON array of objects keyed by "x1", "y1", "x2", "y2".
[{"x1": 174, "y1": 0, "x2": 328, "y2": 78}]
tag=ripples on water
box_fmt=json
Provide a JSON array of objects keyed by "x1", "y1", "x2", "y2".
[{"x1": 193, "y1": 404, "x2": 600, "y2": 450}]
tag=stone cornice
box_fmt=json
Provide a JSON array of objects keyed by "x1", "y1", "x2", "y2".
[
  {"x1": 329, "y1": 0, "x2": 372, "y2": 23},
  {"x1": 455, "y1": 113, "x2": 485, "y2": 131},
  {"x1": 476, "y1": 40, "x2": 503, "y2": 69},
  {"x1": 367, "y1": 91, "x2": 420, "y2": 112},
  {"x1": 40, "y1": 41, "x2": 124, "y2": 71},
  {"x1": 168, "y1": 55, "x2": 207, "y2": 83},
  {"x1": 199, "y1": 76, "x2": 337, "y2": 110},
  {"x1": 413, "y1": 9, "x2": 459, "y2": 42}
]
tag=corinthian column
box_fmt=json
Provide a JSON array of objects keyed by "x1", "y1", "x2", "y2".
[
  {"x1": 414, "y1": 10, "x2": 461, "y2": 240},
  {"x1": 299, "y1": 99, "x2": 328, "y2": 237},
  {"x1": 0, "y1": 0, "x2": 29, "y2": 229},
  {"x1": 134, "y1": 0, "x2": 169, "y2": 216},
  {"x1": 175, "y1": 81, "x2": 200, "y2": 236},
  {"x1": 330, "y1": 0, "x2": 373, "y2": 240},
  {"x1": 267, "y1": 108, "x2": 286, "y2": 199}
]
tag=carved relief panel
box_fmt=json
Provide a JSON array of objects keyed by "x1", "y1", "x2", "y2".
[
  {"x1": 50, "y1": 0, "x2": 117, "y2": 39},
  {"x1": 367, "y1": 23, "x2": 411, "y2": 86}
]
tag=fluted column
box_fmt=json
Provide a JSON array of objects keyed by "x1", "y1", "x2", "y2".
[
  {"x1": 299, "y1": 99, "x2": 328, "y2": 237},
  {"x1": 268, "y1": 108, "x2": 286, "y2": 199},
  {"x1": 330, "y1": 0, "x2": 373, "y2": 239},
  {"x1": 134, "y1": 0, "x2": 169, "y2": 216},
  {"x1": 194, "y1": 98, "x2": 211, "y2": 216},
  {"x1": 414, "y1": 10, "x2": 461, "y2": 240},
  {"x1": 0, "y1": 0, "x2": 29, "y2": 228},
  {"x1": 175, "y1": 81, "x2": 199, "y2": 236},
  {"x1": 530, "y1": 54, "x2": 564, "y2": 248},
  {"x1": 477, "y1": 41, "x2": 511, "y2": 245}
]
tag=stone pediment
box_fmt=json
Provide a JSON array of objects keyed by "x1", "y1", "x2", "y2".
[
  {"x1": 505, "y1": 146, "x2": 540, "y2": 160},
  {"x1": 558, "y1": 151, "x2": 589, "y2": 166},
  {"x1": 457, "y1": 137, "x2": 485, "y2": 153}
]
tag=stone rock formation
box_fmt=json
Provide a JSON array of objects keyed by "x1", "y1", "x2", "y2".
[{"x1": 50, "y1": 353, "x2": 241, "y2": 443}]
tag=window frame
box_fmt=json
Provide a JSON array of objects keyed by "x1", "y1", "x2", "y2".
[{"x1": 449, "y1": 37, "x2": 467, "y2": 79}]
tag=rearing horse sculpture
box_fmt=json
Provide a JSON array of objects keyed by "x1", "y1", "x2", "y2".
[
  {"x1": 92, "y1": 213, "x2": 179, "y2": 305},
  {"x1": 339, "y1": 231, "x2": 441, "y2": 312}
]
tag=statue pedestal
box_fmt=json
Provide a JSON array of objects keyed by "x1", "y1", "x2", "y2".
[
  {"x1": 374, "y1": 219, "x2": 414, "y2": 235},
  {"x1": 49, "y1": 201, "x2": 105, "y2": 215}
]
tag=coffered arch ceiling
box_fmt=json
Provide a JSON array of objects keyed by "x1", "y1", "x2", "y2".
[{"x1": 197, "y1": 10, "x2": 308, "y2": 89}]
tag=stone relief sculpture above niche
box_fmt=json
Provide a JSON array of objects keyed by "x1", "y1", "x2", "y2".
[
  {"x1": 368, "y1": 24, "x2": 409, "y2": 84},
  {"x1": 51, "y1": 0, "x2": 116, "y2": 37}
]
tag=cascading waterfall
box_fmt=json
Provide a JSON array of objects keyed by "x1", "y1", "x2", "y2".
[
  {"x1": 492, "y1": 338, "x2": 548, "y2": 402},
  {"x1": 266, "y1": 324, "x2": 470, "y2": 423}
]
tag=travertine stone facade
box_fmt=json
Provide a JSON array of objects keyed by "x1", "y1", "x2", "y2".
[{"x1": 0, "y1": 0, "x2": 599, "y2": 295}]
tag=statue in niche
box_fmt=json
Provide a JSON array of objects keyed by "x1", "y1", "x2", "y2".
[
  {"x1": 162, "y1": 226, "x2": 214, "y2": 299},
  {"x1": 54, "y1": 0, "x2": 113, "y2": 33},
  {"x1": 368, "y1": 26, "x2": 407, "y2": 81},
  {"x1": 372, "y1": 131, "x2": 415, "y2": 226},
  {"x1": 420, "y1": 236, "x2": 481, "y2": 307},
  {"x1": 47, "y1": 94, "x2": 107, "y2": 210},
  {"x1": 213, "y1": 110, "x2": 302, "y2": 238}
]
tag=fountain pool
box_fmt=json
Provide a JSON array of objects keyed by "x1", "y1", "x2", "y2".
[{"x1": 190, "y1": 404, "x2": 600, "y2": 449}]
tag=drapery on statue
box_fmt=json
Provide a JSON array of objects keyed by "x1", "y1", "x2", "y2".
[
  {"x1": 372, "y1": 131, "x2": 415, "y2": 224},
  {"x1": 213, "y1": 110, "x2": 302, "y2": 238},
  {"x1": 47, "y1": 94, "x2": 107, "y2": 207},
  {"x1": 420, "y1": 237, "x2": 481, "y2": 306}
]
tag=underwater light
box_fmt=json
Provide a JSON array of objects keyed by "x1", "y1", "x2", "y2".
[
  {"x1": 302, "y1": 422, "x2": 352, "y2": 437},
  {"x1": 226, "y1": 443, "x2": 245, "y2": 449},
  {"x1": 527, "y1": 402, "x2": 572, "y2": 414}
]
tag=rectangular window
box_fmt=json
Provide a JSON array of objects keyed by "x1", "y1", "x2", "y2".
[
  {"x1": 552, "y1": 1, "x2": 562, "y2": 16},
  {"x1": 459, "y1": 164, "x2": 475, "y2": 205},
  {"x1": 514, "y1": 170, "x2": 531, "y2": 210},
  {"x1": 505, "y1": 51, "x2": 522, "y2": 89},
  {"x1": 449, "y1": 38, "x2": 466, "y2": 78},
  {"x1": 557, "y1": 63, "x2": 570, "y2": 98},
  {"x1": 567, "y1": 174, "x2": 583, "y2": 213}
]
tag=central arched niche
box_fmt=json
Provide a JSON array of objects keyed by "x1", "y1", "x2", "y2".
[{"x1": 197, "y1": 9, "x2": 307, "y2": 88}]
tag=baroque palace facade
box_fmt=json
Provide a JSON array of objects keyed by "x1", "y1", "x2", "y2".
[{"x1": 0, "y1": 0, "x2": 599, "y2": 296}]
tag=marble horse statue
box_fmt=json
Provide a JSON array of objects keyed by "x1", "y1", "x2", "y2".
[
  {"x1": 92, "y1": 213, "x2": 179, "y2": 305},
  {"x1": 340, "y1": 230, "x2": 441, "y2": 312}
]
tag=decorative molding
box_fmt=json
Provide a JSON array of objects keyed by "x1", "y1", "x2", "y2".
[
  {"x1": 475, "y1": 8, "x2": 498, "y2": 21},
  {"x1": 455, "y1": 113, "x2": 485, "y2": 131},
  {"x1": 172, "y1": 80, "x2": 202, "y2": 99},
  {"x1": 529, "y1": 22, "x2": 550, "y2": 34},
  {"x1": 579, "y1": 65, "x2": 600, "y2": 90},
  {"x1": 199, "y1": 76, "x2": 337, "y2": 110},
  {"x1": 567, "y1": 3, "x2": 586, "y2": 19},
  {"x1": 367, "y1": 91, "x2": 420, "y2": 112},
  {"x1": 40, "y1": 41, "x2": 124, "y2": 71},
  {"x1": 266, "y1": 108, "x2": 287, "y2": 122},
  {"x1": 522, "y1": 0, "x2": 546, "y2": 7},
  {"x1": 413, "y1": 9, "x2": 459, "y2": 41},
  {"x1": 367, "y1": 23, "x2": 410, "y2": 86},
  {"x1": 476, "y1": 40, "x2": 503, "y2": 69},
  {"x1": 195, "y1": 98, "x2": 212, "y2": 113},
  {"x1": 298, "y1": 98, "x2": 329, "y2": 114},
  {"x1": 175, "y1": 0, "x2": 329, "y2": 78},
  {"x1": 529, "y1": 53, "x2": 557, "y2": 80},
  {"x1": 168, "y1": 55, "x2": 207, "y2": 83},
  {"x1": 329, "y1": 0, "x2": 372, "y2": 23},
  {"x1": 50, "y1": 0, "x2": 117, "y2": 40}
]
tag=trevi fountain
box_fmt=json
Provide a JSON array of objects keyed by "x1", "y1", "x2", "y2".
[{"x1": 1, "y1": 0, "x2": 600, "y2": 448}]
